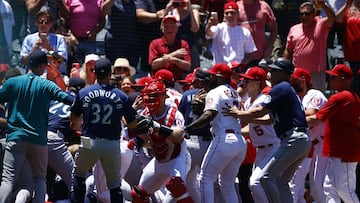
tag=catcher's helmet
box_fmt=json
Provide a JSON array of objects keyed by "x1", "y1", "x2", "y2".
[{"x1": 141, "y1": 80, "x2": 167, "y2": 115}]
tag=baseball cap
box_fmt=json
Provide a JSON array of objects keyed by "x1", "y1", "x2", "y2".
[
  {"x1": 292, "y1": 68, "x2": 312, "y2": 86},
  {"x1": 84, "y1": 54, "x2": 100, "y2": 64},
  {"x1": 69, "y1": 77, "x2": 85, "y2": 91},
  {"x1": 132, "y1": 76, "x2": 152, "y2": 88},
  {"x1": 206, "y1": 63, "x2": 232, "y2": 80},
  {"x1": 224, "y1": 1, "x2": 238, "y2": 11},
  {"x1": 154, "y1": 69, "x2": 175, "y2": 82},
  {"x1": 325, "y1": 64, "x2": 353, "y2": 80},
  {"x1": 268, "y1": 57, "x2": 294, "y2": 74},
  {"x1": 195, "y1": 68, "x2": 211, "y2": 81},
  {"x1": 178, "y1": 73, "x2": 194, "y2": 84},
  {"x1": 258, "y1": 58, "x2": 273, "y2": 69},
  {"x1": 94, "y1": 58, "x2": 112, "y2": 74},
  {"x1": 28, "y1": 50, "x2": 48, "y2": 67},
  {"x1": 113, "y1": 58, "x2": 136, "y2": 76},
  {"x1": 240, "y1": 67, "x2": 266, "y2": 81},
  {"x1": 162, "y1": 15, "x2": 177, "y2": 23}
]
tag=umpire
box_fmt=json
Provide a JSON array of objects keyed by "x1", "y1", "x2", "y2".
[
  {"x1": 223, "y1": 57, "x2": 312, "y2": 203},
  {"x1": 70, "y1": 58, "x2": 137, "y2": 203}
]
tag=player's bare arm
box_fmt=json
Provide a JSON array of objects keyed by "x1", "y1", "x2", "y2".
[
  {"x1": 223, "y1": 104, "x2": 270, "y2": 120},
  {"x1": 166, "y1": 127, "x2": 184, "y2": 143},
  {"x1": 184, "y1": 109, "x2": 217, "y2": 132},
  {"x1": 306, "y1": 114, "x2": 322, "y2": 127}
]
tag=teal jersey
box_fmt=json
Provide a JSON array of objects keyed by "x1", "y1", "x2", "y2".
[{"x1": 0, "y1": 73, "x2": 72, "y2": 145}]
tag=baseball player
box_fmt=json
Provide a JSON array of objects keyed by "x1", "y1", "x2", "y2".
[
  {"x1": 223, "y1": 57, "x2": 312, "y2": 203},
  {"x1": 0, "y1": 50, "x2": 75, "y2": 203},
  {"x1": 289, "y1": 68, "x2": 328, "y2": 203},
  {"x1": 185, "y1": 63, "x2": 247, "y2": 203},
  {"x1": 178, "y1": 68, "x2": 213, "y2": 203},
  {"x1": 70, "y1": 58, "x2": 138, "y2": 203},
  {"x1": 46, "y1": 77, "x2": 85, "y2": 201},
  {"x1": 307, "y1": 64, "x2": 360, "y2": 203},
  {"x1": 130, "y1": 79, "x2": 193, "y2": 203},
  {"x1": 239, "y1": 67, "x2": 280, "y2": 203}
]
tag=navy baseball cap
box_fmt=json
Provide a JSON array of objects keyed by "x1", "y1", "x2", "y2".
[
  {"x1": 28, "y1": 50, "x2": 48, "y2": 67},
  {"x1": 268, "y1": 57, "x2": 294, "y2": 74},
  {"x1": 94, "y1": 58, "x2": 112, "y2": 74},
  {"x1": 69, "y1": 77, "x2": 85, "y2": 91}
]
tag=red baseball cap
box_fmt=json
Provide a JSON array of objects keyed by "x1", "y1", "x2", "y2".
[
  {"x1": 206, "y1": 63, "x2": 232, "y2": 80},
  {"x1": 292, "y1": 68, "x2": 312, "y2": 86},
  {"x1": 224, "y1": 1, "x2": 238, "y2": 11},
  {"x1": 131, "y1": 76, "x2": 152, "y2": 88},
  {"x1": 325, "y1": 64, "x2": 353, "y2": 80},
  {"x1": 162, "y1": 15, "x2": 177, "y2": 23},
  {"x1": 154, "y1": 69, "x2": 175, "y2": 82},
  {"x1": 178, "y1": 73, "x2": 195, "y2": 84},
  {"x1": 240, "y1": 67, "x2": 266, "y2": 81}
]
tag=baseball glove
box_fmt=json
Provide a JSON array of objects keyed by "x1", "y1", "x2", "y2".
[
  {"x1": 191, "y1": 88, "x2": 207, "y2": 116},
  {"x1": 133, "y1": 115, "x2": 153, "y2": 135}
]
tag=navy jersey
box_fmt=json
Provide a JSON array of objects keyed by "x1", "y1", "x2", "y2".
[
  {"x1": 178, "y1": 88, "x2": 212, "y2": 139},
  {"x1": 71, "y1": 83, "x2": 137, "y2": 140},
  {"x1": 261, "y1": 81, "x2": 308, "y2": 136},
  {"x1": 48, "y1": 98, "x2": 74, "y2": 138}
]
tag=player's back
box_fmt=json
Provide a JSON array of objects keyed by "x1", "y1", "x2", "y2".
[{"x1": 76, "y1": 83, "x2": 130, "y2": 140}]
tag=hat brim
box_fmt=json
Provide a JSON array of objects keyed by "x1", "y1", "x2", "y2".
[
  {"x1": 325, "y1": 70, "x2": 338, "y2": 77},
  {"x1": 268, "y1": 64, "x2": 284, "y2": 71},
  {"x1": 129, "y1": 66, "x2": 136, "y2": 76},
  {"x1": 239, "y1": 74, "x2": 254, "y2": 80}
]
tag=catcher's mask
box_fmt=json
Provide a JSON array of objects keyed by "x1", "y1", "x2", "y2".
[{"x1": 141, "y1": 80, "x2": 167, "y2": 115}]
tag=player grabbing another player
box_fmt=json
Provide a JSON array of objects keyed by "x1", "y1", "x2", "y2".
[
  {"x1": 185, "y1": 63, "x2": 247, "y2": 203},
  {"x1": 307, "y1": 64, "x2": 360, "y2": 203},
  {"x1": 131, "y1": 80, "x2": 193, "y2": 203},
  {"x1": 239, "y1": 67, "x2": 280, "y2": 203},
  {"x1": 70, "y1": 58, "x2": 138, "y2": 203},
  {"x1": 223, "y1": 57, "x2": 312, "y2": 203}
]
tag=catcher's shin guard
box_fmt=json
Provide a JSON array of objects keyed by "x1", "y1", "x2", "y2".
[
  {"x1": 166, "y1": 176, "x2": 194, "y2": 203},
  {"x1": 131, "y1": 185, "x2": 150, "y2": 203}
]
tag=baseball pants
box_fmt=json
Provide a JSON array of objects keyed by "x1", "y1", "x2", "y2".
[
  {"x1": 185, "y1": 135, "x2": 211, "y2": 203},
  {"x1": 0, "y1": 140, "x2": 48, "y2": 203},
  {"x1": 199, "y1": 131, "x2": 246, "y2": 203},
  {"x1": 47, "y1": 131, "x2": 74, "y2": 190},
  {"x1": 139, "y1": 142, "x2": 191, "y2": 203},
  {"x1": 250, "y1": 141, "x2": 280, "y2": 203},
  {"x1": 260, "y1": 130, "x2": 311, "y2": 203},
  {"x1": 324, "y1": 157, "x2": 360, "y2": 203}
]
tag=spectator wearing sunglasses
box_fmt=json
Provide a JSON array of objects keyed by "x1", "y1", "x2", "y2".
[
  {"x1": 283, "y1": 1, "x2": 335, "y2": 93},
  {"x1": 20, "y1": 7, "x2": 67, "y2": 72}
]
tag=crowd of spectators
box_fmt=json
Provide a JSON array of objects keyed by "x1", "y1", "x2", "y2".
[{"x1": 1, "y1": 0, "x2": 360, "y2": 202}]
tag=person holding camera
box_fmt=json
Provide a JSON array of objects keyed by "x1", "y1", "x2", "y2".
[
  {"x1": 20, "y1": 7, "x2": 67, "y2": 72},
  {"x1": 205, "y1": 1, "x2": 257, "y2": 66}
]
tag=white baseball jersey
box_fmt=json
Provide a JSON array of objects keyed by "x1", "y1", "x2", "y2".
[
  {"x1": 165, "y1": 88, "x2": 183, "y2": 108},
  {"x1": 244, "y1": 93, "x2": 279, "y2": 147},
  {"x1": 302, "y1": 89, "x2": 327, "y2": 140},
  {"x1": 205, "y1": 84, "x2": 242, "y2": 135}
]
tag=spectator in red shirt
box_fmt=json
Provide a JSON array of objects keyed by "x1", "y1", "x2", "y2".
[
  {"x1": 149, "y1": 14, "x2": 191, "y2": 85},
  {"x1": 336, "y1": 0, "x2": 360, "y2": 95},
  {"x1": 307, "y1": 64, "x2": 360, "y2": 203}
]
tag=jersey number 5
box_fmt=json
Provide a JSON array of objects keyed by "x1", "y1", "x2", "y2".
[{"x1": 253, "y1": 125, "x2": 264, "y2": 136}]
